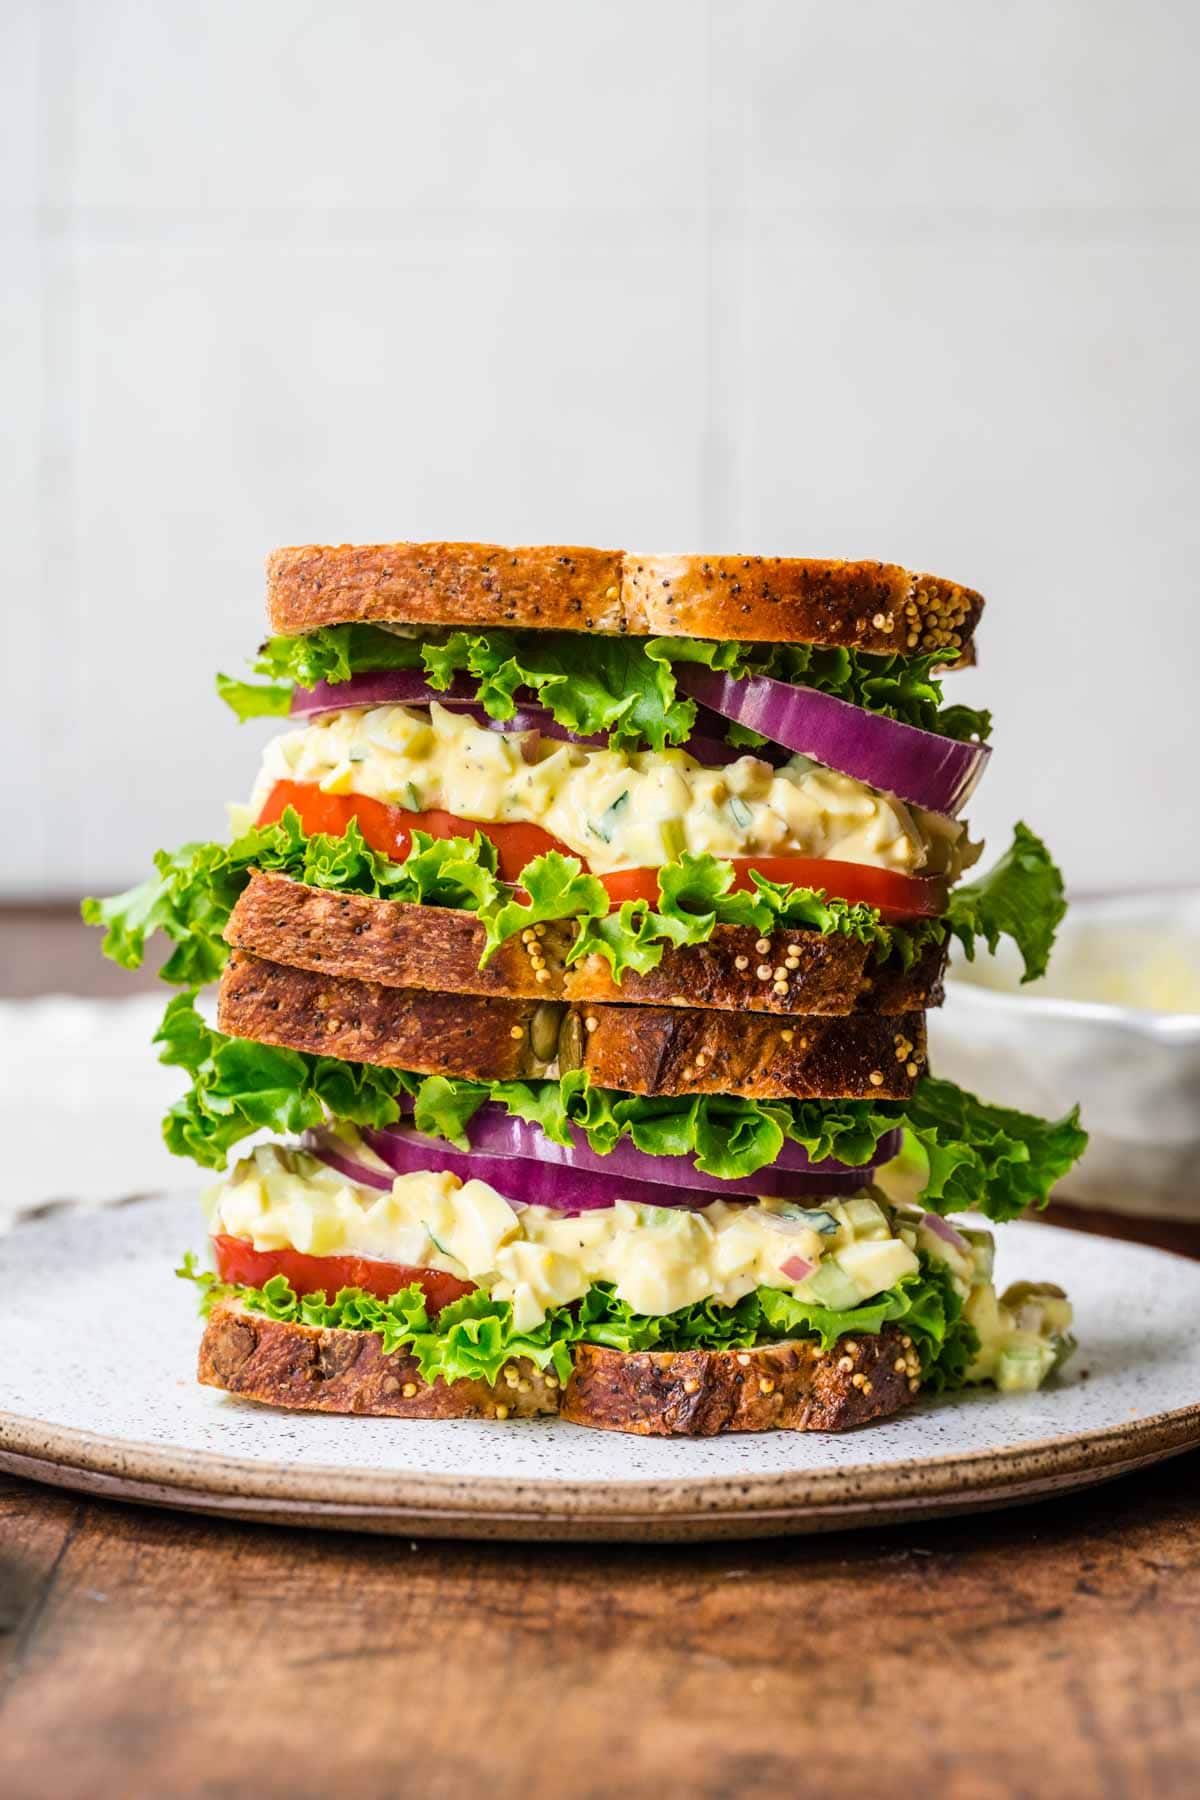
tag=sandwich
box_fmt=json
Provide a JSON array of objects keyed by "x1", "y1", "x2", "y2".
[{"x1": 86, "y1": 543, "x2": 1086, "y2": 1435}]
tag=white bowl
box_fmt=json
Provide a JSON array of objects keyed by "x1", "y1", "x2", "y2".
[{"x1": 930, "y1": 890, "x2": 1200, "y2": 1220}]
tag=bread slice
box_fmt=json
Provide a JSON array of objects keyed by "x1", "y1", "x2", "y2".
[
  {"x1": 225, "y1": 870, "x2": 948, "y2": 1018},
  {"x1": 200, "y1": 1302, "x2": 559, "y2": 1419},
  {"x1": 577, "y1": 1002, "x2": 925, "y2": 1101},
  {"x1": 561, "y1": 1332, "x2": 917, "y2": 1434},
  {"x1": 199, "y1": 1302, "x2": 917, "y2": 1433},
  {"x1": 267, "y1": 542, "x2": 983, "y2": 658},
  {"x1": 216, "y1": 948, "x2": 926, "y2": 1099}
]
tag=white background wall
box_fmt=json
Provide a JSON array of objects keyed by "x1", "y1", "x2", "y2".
[{"x1": 3, "y1": 0, "x2": 1198, "y2": 896}]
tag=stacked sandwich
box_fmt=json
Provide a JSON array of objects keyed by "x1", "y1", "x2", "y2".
[{"x1": 87, "y1": 543, "x2": 1086, "y2": 1435}]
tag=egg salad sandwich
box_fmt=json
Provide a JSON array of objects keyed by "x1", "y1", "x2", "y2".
[{"x1": 86, "y1": 542, "x2": 1085, "y2": 1435}]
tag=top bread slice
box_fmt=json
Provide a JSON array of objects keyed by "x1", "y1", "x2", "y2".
[{"x1": 267, "y1": 543, "x2": 983, "y2": 659}]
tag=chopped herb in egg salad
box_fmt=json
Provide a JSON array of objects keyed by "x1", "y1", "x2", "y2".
[{"x1": 246, "y1": 703, "x2": 977, "y2": 879}]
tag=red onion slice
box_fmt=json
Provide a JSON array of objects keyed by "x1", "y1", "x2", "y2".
[
  {"x1": 305, "y1": 1139, "x2": 395, "y2": 1192},
  {"x1": 319, "y1": 1126, "x2": 874, "y2": 1212},
  {"x1": 289, "y1": 673, "x2": 762, "y2": 768},
  {"x1": 290, "y1": 672, "x2": 479, "y2": 716},
  {"x1": 365, "y1": 1106, "x2": 900, "y2": 1202},
  {"x1": 673, "y1": 667, "x2": 990, "y2": 816},
  {"x1": 919, "y1": 1211, "x2": 971, "y2": 1254}
]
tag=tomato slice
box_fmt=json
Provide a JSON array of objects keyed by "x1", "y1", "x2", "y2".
[
  {"x1": 212, "y1": 1234, "x2": 475, "y2": 1312},
  {"x1": 599, "y1": 857, "x2": 947, "y2": 921},
  {"x1": 258, "y1": 779, "x2": 571, "y2": 885},
  {"x1": 261, "y1": 781, "x2": 946, "y2": 919}
]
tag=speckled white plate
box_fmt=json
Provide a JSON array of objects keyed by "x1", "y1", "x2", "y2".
[{"x1": 2, "y1": 1194, "x2": 1198, "y2": 1541}]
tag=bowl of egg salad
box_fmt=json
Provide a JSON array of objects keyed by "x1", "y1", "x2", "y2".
[{"x1": 928, "y1": 888, "x2": 1200, "y2": 1220}]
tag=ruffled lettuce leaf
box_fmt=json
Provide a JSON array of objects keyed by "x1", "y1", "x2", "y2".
[
  {"x1": 569, "y1": 850, "x2": 936, "y2": 980},
  {"x1": 154, "y1": 998, "x2": 1085, "y2": 1215},
  {"x1": 82, "y1": 818, "x2": 926, "y2": 990},
  {"x1": 155, "y1": 992, "x2": 413, "y2": 1167},
  {"x1": 93, "y1": 817, "x2": 1057, "y2": 993},
  {"x1": 944, "y1": 819, "x2": 1066, "y2": 983},
  {"x1": 177, "y1": 1257, "x2": 979, "y2": 1391},
  {"x1": 217, "y1": 625, "x2": 991, "y2": 749},
  {"x1": 476, "y1": 852, "x2": 607, "y2": 958},
  {"x1": 422, "y1": 629, "x2": 710, "y2": 751},
  {"x1": 902, "y1": 1075, "x2": 1087, "y2": 1224},
  {"x1": 216, "y1": 625, "x2": 422, "y2": 720},
  {"x1": 81, "y1": 810, "x2": 507, "y2": 988}
]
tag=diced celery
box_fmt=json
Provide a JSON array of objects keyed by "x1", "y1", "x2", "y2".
[
  {"x1": 995, "y1": 1341, "x2": 1056, "y2": 1393},
  {"x1": 799, "y1": 1259, "x2": 862, "y2": 1311},
  {"x1": 961, "y1": 1226, "x2": 995, "y2": 1284},
  {"x1": 649, "y1": 818, "x2": 687, "y2": 862},
  {"x1": 840, "y1": 1196, "x2": 890, "y2": 1241}
]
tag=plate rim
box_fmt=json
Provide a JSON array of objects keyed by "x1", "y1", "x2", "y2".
[
  {"x1": 4, "y1": 1195, "x2": 1200, "y2": 1529},
  {"x1": 2, "y1": 1399, "x2": 1198, "y2": 1522}
]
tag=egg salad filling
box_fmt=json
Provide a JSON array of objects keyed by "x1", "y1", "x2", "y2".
[
  {"x1": 204, "y1": 1143, "x2": 1072, "y2": 1391},
  {"x1": 246, "y1": 703, "x2": 974, "y2": 877}
]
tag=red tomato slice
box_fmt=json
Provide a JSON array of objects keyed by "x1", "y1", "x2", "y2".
[
  {"x1": 212, "y1": 1234, "x2": 475, "y2": 1312},
  {"x1": 258, "y1": 779, "x2": 572, "y2": 885},
  {"x1": 599, "y1": 857, "x2": 947, "y2": 921},
  {"x1": 261, "y1": 781, "x2": 946, "y2": 919}
]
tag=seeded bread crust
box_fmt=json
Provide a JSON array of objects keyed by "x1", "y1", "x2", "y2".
[
  {"x1": 266, "y1": 543, "x2": 983, "y2": 658},
  {"x1": 578, "y1": 1003, "x2": 925, "y2": 1101},
  {"x1": 561, "y1": 1331, "x2": 918, "y2": 1435},
  {"x1": 199, "y1": 1302, "x2": 558, "y2": 1419},
  {"x1": 216, "y1": 948, "x2": 926, "y2": 1100},
  {"x1": 198, "y1": 1303, "x2": 919, "y2": 1433},
  {"x1": 225, "y1": 870, "x2": 947, "y2": 1018}
]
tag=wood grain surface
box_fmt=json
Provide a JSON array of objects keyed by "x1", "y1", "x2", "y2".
[
  {"x1": 1, "y1": 1455, "x2": 1198, "y2": 1800},
  {"x1": 3, "y1": 907, "x2": 1199, "y2": 1797}
]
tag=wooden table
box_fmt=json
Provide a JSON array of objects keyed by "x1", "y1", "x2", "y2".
[{"x1": 2, "y1": 910, "x2": 1199, "y2": 1798}]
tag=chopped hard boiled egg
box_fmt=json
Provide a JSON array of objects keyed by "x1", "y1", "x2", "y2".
[{"x1": 247, "y1": 702, "x2": 973, "y2": 877}]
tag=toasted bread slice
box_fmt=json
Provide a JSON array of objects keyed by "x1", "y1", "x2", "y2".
[
  {"x1": 561, "y1": 1333, "x2": 916, "y2": 1435},
  {"x1": 199, "y1": 1302, "x2": 559, "y2": 1419},
  {"x1": 576, "y1": 1002, "x2": 924, "y2": 1100},
  {"x1": 216, "y1": 948, "x2": 925, "y2": 1099},
  {"x1": 199, "y1": 1302, "x2": 916, "y2": 1434},
  {"x1": 267, "y1": 542, "x2": 982, "y2": 658},
  {"x1": 225, "y1": 870, "x2": 947, "y2": 1018}
]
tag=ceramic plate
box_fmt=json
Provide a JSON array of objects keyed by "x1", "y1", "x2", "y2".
[{"x1": 2, "y1": 1194, "x2": 1198, "y2": 1542}]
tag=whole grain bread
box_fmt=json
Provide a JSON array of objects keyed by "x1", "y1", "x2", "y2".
[
  {"x1": 577, "y1": 1002, "x2": 925, "y2": 1100},
  {"x1": 198, "y1": 1302, "x2": 917, "y2": 1434},
  {"x1": 561, "y1": 1331, "x2": 916, "y2": 1434},
  {"x1": 267, "y1": 542, "x2": 982, "y2": 658},
  {"x1": 199, "y1": 1302, "x2": 558, "y2": 1419},
  {"x1": 217, "y1": 948, "x2": 926, "y2": 1099},
  {"x1": 225, "y1": 870, "x2": 947, "y2": 1018}
]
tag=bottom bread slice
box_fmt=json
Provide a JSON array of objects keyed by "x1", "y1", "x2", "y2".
[{"x1": 199, "y1": 1304, "x2": 918, "y2": 1435}]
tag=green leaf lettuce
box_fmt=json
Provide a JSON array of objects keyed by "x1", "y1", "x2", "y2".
[
  {"x1": 218, "y1": 625, "x2": 991, "y2": 750},
  {"x1": 178, "y1": 1255, "x2": 978, "y2": 1392},
  {"x1": 944, "y1": 819, "x2": 1066, "y2": 983},
  {"x1": 81, "y1": 816, "x2": 932, "y2": 989},
  {"x1": 154, "y1": 997, "x2": 1085, "y2": 1216}
]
